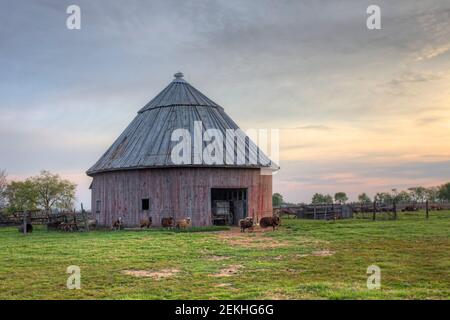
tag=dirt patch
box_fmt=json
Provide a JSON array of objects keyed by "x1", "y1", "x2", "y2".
[
  {"x1": 312, "y1": 250, "x2": 335, "y2": 257},
  {"x1": 209, "y1": 264, "x2": 243, "y2": 277},
  {"x1": 291, "y1": 250, "x2": 334, "y2": 258},
  {"x1": 122, "y1": 268, "x2": 179, "y2": 280},
  {"x1": 214, "y1": 283, "x2": 233, "y2": 287},
  {"x1": 216, "y1": 227, "x2": 288, "y2": 248},
  {"x1": 206, "y1": 255, "x2": 231, "y2": 261},
  {"x1": 294, "y1": 254, "x2": 310, "y2": 258},
  {"x1": 265, "y1": 291, "x2": 291, "y2": 300}
]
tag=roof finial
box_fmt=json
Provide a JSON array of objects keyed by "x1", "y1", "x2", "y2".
[{"x1": 174, "y1": 71, "x2": 184, "y2": 79}]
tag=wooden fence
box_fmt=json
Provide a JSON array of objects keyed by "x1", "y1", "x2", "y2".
[
  {"x1": 0, "y1": 210, "x2": 94, "y2": 232},
  {"x1": 274, "y1": 201, "x2": 450, "y2": 221},
  {"x1": 274, "y1": 204, "x2": 352, "y2": 220}
]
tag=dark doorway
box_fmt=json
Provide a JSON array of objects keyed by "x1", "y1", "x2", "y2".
[{"x1": 211, "y1": 188, "x2": 247, "y2": 225}]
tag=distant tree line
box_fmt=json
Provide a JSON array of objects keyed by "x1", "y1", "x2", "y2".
[
  {"x1": 272, "y1": 182, "x2": 450, "y2": 206},
  {"x1": 371, "y1": 185, "x2": 450, "y2": 205},
  {"x1": 0, "y1": 170, "x2": 77, "y2": 214}
]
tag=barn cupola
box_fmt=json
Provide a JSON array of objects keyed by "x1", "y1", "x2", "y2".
[{"x1": 173, "y1": 71, "x2": 185, "y2": 82}]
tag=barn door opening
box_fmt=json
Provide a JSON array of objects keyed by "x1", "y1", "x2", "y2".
[{"x1": 211, "y1": 188, "x2": 247, "y2": 226}]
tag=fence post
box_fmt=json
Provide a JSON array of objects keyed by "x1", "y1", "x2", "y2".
[
  {"x1": 372, "y1": 201, "x2": 376, "y2": 221},
  {"x1": 393, "y1": 200, "x2": 397, "y2": 220},
  {"x1": 81, "y1": 203, "x2": 89, "y2": 232},
  {"x1": 426, "y1": 200, "x2": 429, "y2": 219},
  {"x1": 313, "y1": 204, "x2": 316, "y2": 220},
  {"x1": 23, "y1": 211, "x2": 27, "y2": 235}
]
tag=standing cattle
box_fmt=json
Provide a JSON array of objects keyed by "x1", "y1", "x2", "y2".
[
  {"x1": 140, "y1": 216, "x2": 152, "y2": 228},
  {"x1": 161, "y1": 217, "x2": 175, "y2": 229},
  {"x1": 176, "y1": 217, "x2": 191, "y2": 230},
  {"x1": 239, "y1": 217, "x2": 254, "y2": 232},
  {"x1": 259, "y1": 215, "x2": 280, "y2": 231},
  {"x1": 112, "y1": 217, "x2": 123, "y2": 231}
]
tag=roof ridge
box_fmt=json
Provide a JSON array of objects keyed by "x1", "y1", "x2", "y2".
[{"x1": 138, "y1": 74, "x2": 221, "y2": 113}]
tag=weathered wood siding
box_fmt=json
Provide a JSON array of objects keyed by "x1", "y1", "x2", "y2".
[{"x1": 90, "y1": 168, "x2": 272, "y2": 227}]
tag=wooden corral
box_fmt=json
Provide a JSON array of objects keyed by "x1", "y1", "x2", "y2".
[
  {"x1": 0, "y1": 210, "x2": 46, "y2": 226},
  {"x1": 0, "y1": 210, "x2": 95, "y2": 231},
  {"x1": 274, "y1": 204, "x2": 352, "y2": 220},
  {"x1": 90, "y1": 167, "x2": 272, "y2": 227}
]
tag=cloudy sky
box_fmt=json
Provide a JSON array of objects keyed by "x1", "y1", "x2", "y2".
[{"x1": 1, "y1": 0, "x2": 450, "y2": 208}]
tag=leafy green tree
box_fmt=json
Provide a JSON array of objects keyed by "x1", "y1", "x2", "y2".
[
  {"x1": 312, "y1": 193, "x2": 333, "y2": 204},
  {"x1": 311, "y1": 193, "x2": 322, "y2": 204},
  {"x1": 374, "y1": 192, "x2": 393, "y2": 205},
  {"x1": 30, "y1": 170, "x2": 77, "y2": 212},
  {"x1": 6, "y1": 180, "x2": 38, "y2": 213},
  {"x1": 334, "y1": 192, "x2": 348, "y2": 204},
  {"x1": 395, "y1": 191, "x2": 412, "y2": 203},
  {"x1": 6, "y1": 171, "x2": 77, "y2": 213},
  {"x1": 358, "y1": 193, "x2": 371, "y2": 203},
  {"x1": 272, "y1": 193, "x2": 283, "y2": 207},
  {"x1": 425, "y1": 187, "x2": 439, "y2": 202},
  {"x1": 0, "y1": 169, "x2": 7, "y2": 209},
  {"x1": 438, "y1": 183, "x2": 450, "y2": 201},
  {"x1": 408, "y1": 187, "x2": 427, "y2": 202}
]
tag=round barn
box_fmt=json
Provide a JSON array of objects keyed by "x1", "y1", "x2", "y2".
[{"x1": 86, "y1": 73, "x2": 277, "y2": 227}]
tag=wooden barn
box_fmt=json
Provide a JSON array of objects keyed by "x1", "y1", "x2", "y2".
[{"x1": 86, "y1": 72, "x2": 277, "y2": 227}]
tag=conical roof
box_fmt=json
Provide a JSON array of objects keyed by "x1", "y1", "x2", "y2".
[{"x1": 87, "y1": 73, "x2": 274, "y2": 175}]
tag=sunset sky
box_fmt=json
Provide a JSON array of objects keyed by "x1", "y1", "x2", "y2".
[{"x1": 1, "y1": 0, "x2": 450, "y2": 208}]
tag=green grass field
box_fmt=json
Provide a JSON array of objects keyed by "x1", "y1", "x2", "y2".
[{"x1": 0, "y1": 211, "x2": 449, "y2": 300}]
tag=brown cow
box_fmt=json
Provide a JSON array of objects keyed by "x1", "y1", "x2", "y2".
[
  {"x1": 161, "y1": 217, "x2": 175, "y2": 228},
  {"x1": 259, "y1": 215, "x2": 280, "y2": 231}
]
